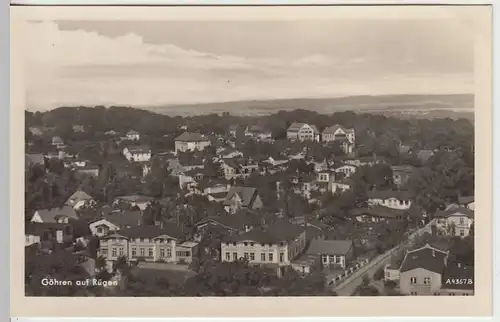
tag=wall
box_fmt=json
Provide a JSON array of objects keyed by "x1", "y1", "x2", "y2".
[{"x1": 399, "y1": 268, "x2": 442, "y2": 295}]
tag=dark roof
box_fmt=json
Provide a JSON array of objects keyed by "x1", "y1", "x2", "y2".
[
  {"x1": 26, "y1": 222, "x2": 67, "y2": 236},
  {"x1": 351, "y1": 206, "x2": 406, "y2": 219},
  {"x1": 175, "y1": 132, "x2": 209, "y2": 142},
  {"x1": 391, "y1": 165, "x2": 415, "y2": 173},
  {"x1": 458, "y1": 196, "x2": 474, "y2": 205},
  {"x1": 434, "y1": 207, "x2": 474, "y2": 219},
  {"x1": 34, "y1": 206, "x2": 79, "y2": 223},
  {"x1": 367, "y1": 190, "x2": 413, "y2": 200},
  {"x1": 25, "y1": 153, "x2": 45, "y2": 166},
  {"x1": 126, "y1": 145, "x2": 151, "y2": 154},
  {"x1": 306, "y1": 239, "x2": 353, "y2": 255},
  {"x1": 179, "y1": 158, "x2": 204, "y2": 167},
  {"x1": 223, "y1": 186, "x2": 258, "y2": 207},
  {"x1": 103, "y1": 224, "x2": 184, "y2": 240},
  {"x1": 228, "y1": 220, "x2": 304, "y2": 244},
  {"x1": 399, "y1": 244, "x2": 448, "y2": 274},
  {"x1": 208, "y1": 192, "x2": 227, "y2": 199},
  {"x1": 114, "y1": 195, "x2": 155, "y2": 203},
  {"x1": 196, "y1": 211, "x2": 262, "y2": 231},
  {"x1": 90, "y1": 210, "x2": 142, "y2": 229}
]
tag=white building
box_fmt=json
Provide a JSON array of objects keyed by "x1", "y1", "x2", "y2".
[
  {"x1": 367, "y1": 190, "x2": 413, "y2": 210},
  {"x1": 174, "y1": 132, "x2": 211, "y2": 153},
  {"x1": 123, "y1": 145, "x2": 152, "y2": 162},
  {"x1": 286, "y1": 123, "x2": 320, "y2": 142},
  {"x1": 434, "y1": 207, "x2": 474, "y2": 238},
  {"x1": 322, "y1": 125, "x2": 356, "y2": 154},
  {"x1": 126, "y1": 130, "x2": 140, "y2": 141}
]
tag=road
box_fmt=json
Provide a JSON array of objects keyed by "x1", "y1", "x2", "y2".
[{"x1": 333, "y1": 222, "x2": 433, "y2": 296}]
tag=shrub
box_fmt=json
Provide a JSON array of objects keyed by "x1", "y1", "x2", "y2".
[{"x1": 384, "y1": 280, "x2": 397, "y2": 289}]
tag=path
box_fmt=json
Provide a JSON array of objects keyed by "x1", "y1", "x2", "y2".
[{"x1": 333, "y1": 222, "x2": 433, "y2": 296}]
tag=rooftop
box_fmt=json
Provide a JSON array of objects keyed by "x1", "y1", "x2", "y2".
[
  {"x1": 306, "y1": 239, "x2": 353, "y2": 256},
  {"x1": 175, "y1": 132, "x2": 210, "y2": 142}
]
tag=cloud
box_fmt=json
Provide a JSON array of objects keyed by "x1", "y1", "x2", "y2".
[{"x1": 24, "y1": 21, "x2": 474, "y2": 111}]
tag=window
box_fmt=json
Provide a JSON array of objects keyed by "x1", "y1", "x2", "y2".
[
  {"x1": 336, "y1": 256, "x2": 341, "y2": 264},
  {"x1": 250, "y1": 253, "x2": 255, "y2": 261},
  {"x1": 269, "y1": 253, "x2": 274, "y2": 262},
  {"x1": 119, "y1": 247, "x2": 124, "y2": 256},
  {"x1": 261, "y1": 253, "x2": 266, "y2": 261},
  {"x1": 423, "y1": 277, "x2": 431, "y2": 285},
  {"x1": 160, "y1": 248, "x2": 165, "y2": 258},
  {"x1": 410, "y1": 292, "x2": 418, "y2": 296},
  {"x1": 225, "y1": 252, "x2": 230, "y2": 261},
  {"x1": 322, "y1": 255, "x2": 328, "y2": 264},
  {"x1": 279, "y1": 252, "x2": 284, "y2": 263},
  {"x1": 244, "y1": 252, "x2": 249, "y2": 259},
  {"x1": 167, "y1": 248, "x2": 172, "y2": 258},
  {"x1": 140, "y1": 248, "x2": 145, "y2": 257},
  {"x1": 460, "y1": 217, "x2": 464, "y2": 224},
  {"x1": 410, "y1": 277, "x2": 417, "y2": 285},
  {"x1": 131, "y1": 248, "x2": 136, "y2": 257},
  {"x1": 460, "y1": 230, "x2": 465, "y2": 237},
  {"x1": 250, "y1": 242, "x2": 254, "y2": 247},
  {"x1": 233, "y1": 252, "x2": 238, "y2": 260},
  {"x1": 112, "y1": 248, "x2": 117, "y2": 257},
  {"x1": 148, "y1": 248, "x2": 153, "y2": 257},
  {"x1": 449, "y1": 293, "x2": 456, "y2": 296},
  {"x1": 101, "y1": 248, "x2": 108, "y2": 256},
  {"x1": 386, "y1": 272, "x2": 390, "y2": 278},
  {"x1": 244, "y1": 242, "x2": 248, "y2": 246}
]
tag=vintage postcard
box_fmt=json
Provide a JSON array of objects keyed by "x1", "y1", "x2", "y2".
[{"x1": 11, "y1": 4, "x2": 492, "y2": 318}]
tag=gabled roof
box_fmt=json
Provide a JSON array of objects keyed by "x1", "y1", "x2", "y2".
[
  {"x1": 125, "y1": 145, "x2": 151, "y2": 154},
  {"x1": 322, "y1": 124, "x2": 355, "y2": 135},
  {"x1": 196, "y1": 211, "x2": 262, "y2": 231},
  {"x1": 90, "y1": 210, "x2": 142, "y2": 229},
  {"x1": 458, "y1": 195, "x2": 474, "y2": 205},
  {"x1": 306, "y1": 239, "x2": 353, "y2": 256},
  {"x1": 287, "y1": 122, "x2": 319, "y2": 133},
  {"x1": 367, "y1": 190, "x2": 413, "y2": 200},
  {"x1": 102, "y1": 224, "x2": 184, "y2": 240},
  {"x1": 227, "y1": 220, "x2": 304, "y2": 244},
  {"x1": 399, "y1": 244, "x2": 448, "y2": 274},
  {"x1": 33, "y1": 206, "x2": 79, "y2": 223},
  {"x1": 223, "y1": 186, "x2": 258, "y2": 207},
  {"x1": 65, "y1": 190, "x2": 93, "y2": 205},
  {"x1": 25, "y1": 153, "x2": 45, "y2": 167},
  {"x1": 434, "y1": 207, "x2": 474, "y2": 219},
  {"x1": 175, "y1": 132, "x2": 210, "y2": 142}
]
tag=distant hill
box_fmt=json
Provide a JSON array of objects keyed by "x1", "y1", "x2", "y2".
[{"x1": 146, "y1": 94, "x2": 474, "y2": 119}]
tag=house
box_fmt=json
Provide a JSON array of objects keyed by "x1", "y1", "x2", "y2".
[
  {"x1": 97, "y1": 224, "x2": 197, "y2": 266},
  {"x1": 219, "y1": 148, "x2": 244, "y2": 159},
  {"x1": 195, "y1": 211, "x2": 263, "y2": 241},
  {"x1": 417, "y1": 149, "x2": 435, "y2": 163},
  {"x1": 105, "y1": 130, "x2": 118, "y2": 136},
  {"x1": 51, "y1": 136, "x2": 65, "y2": 148},
  {"x1": 316, "y1": 170, "x2": 336, "y2": 184},
  {"x1": 65, "y1": 190, "x2": 96, "y2": 210},
  {"x1": 330, "y1": 179, "x2": 352, "y2": 195},
  {"x1": 398, "y1": 244, "x2": 449, "y2": 295},
  {"x1": 113, "y1": 195, "x2": 155, "y2": 211},
  {"x1": 223, "y1": 186, "x2": 263, "y2": 214},
  {"x1": 399, "y1": 144, "x2": 413, "y2": 155},
  {"x1": 123, "y1": 145, "x2": 152, "y2": 162},
  {"x1": 72, "y1": 124, "x2": 85, "y2": 133},
  {"x1": 332, "y1": 163, "x2": 357, "y2": 178},
  {"x1": 286, "y1": 122, "x2": 320, "y2": 142},
  {"x1": 351, "y1": 206, "x2": 408, "y2": 223},
  {"x1": 228, "y1": 124, "x2": 240, "y2": 137},
  {"x1": 367, "y1": 190, "x2": 413, "y2": 210},
  {"x1": 245, "y1": 125, "x2": 273, "y2": 142},
  {"x1": 74, "y1": 163, "x2": 100, "y2": 177},
  {"x1": 126, "y1": 130, "x2": 140, "y2": 141},
  {"x1": 289, "y1": 217, "x2": 328, "y2": 242},
  {"x1": 30, "y1": 206, "x2": 79, "y2": 224},
  {"x1": 221, "y1": 158, "x2": 258, "y2": 180},
  {"x1": 458, "y1": 195, "x2": 475, "y2": 211},
  {"x1": 88, "y1": 210, "x2": 142, "y2": 237},
  {"x1": 28, "y1": 126, "x2": 44, "y2": 136},
  {"x1": 434, "y1": 207, "x2": 474, "y2": 238},
  {"x1": 221, "y1": 220, "x2": 307, "y2": 274},
  {"x1": 391, "y1": 165, "x2": 415, "y2": 187},
  {"x1": 25, "y1": 153, "x2": 45, "y2": 168},
  {"x1": 25, "y1": 222, "x2": 74, "y2": 246},
  {"x1": 322, "y1": 125, "x2": 356, "y2": 154},
  {"x1": 174, "y1": 132, "x2": 211, "y2": 153},
  {"x1": 306, "y1": 239, "x2": 354, "y2": 269},
  {"x1": 178, "y1": 168, "x2": 207, "y2": 190}
]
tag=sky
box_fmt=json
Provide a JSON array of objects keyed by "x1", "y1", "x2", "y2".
[{"x1": 24, "y1": 19, "x2": 475, "y2": 111}]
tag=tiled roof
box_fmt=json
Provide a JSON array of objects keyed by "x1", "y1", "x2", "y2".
[
  {"x1": 65, "y1": 190, "x2": 93, "y2": 204},
  {"x1": 367, "y1": 190, "x2": 413, "y2": 200},
  {"x1": 399, "y1": 244, "x2": 448, "y2": 274},
  {"x1": 104, "y1": 224, "x2": 184, "y2": 240},
  {"x1": 91, "y1": 210, "x2": 143, "y2": 229},
  {"x1": 306, "y1": 239, "x2": 353, "y2": 256},
  {"x1": 434, "y1": 207, "x2": 474, "y2": 219},
  {"x1": 228, "y1": 220, "x2": 304, "y2": 244},
  {"x1": 34, "y1": 206, "x2": 79, "y2": 223},
  {"x1": 223, "y1": 186, "x2": 258, "y2": 207},
  {"x1": 175, "y1": 132, "x2": 209, "y2": 142}
]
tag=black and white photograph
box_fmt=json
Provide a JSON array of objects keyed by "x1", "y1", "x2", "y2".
[{"x1": 12, "y1": 4, "x2": 492, "y2": 316}]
